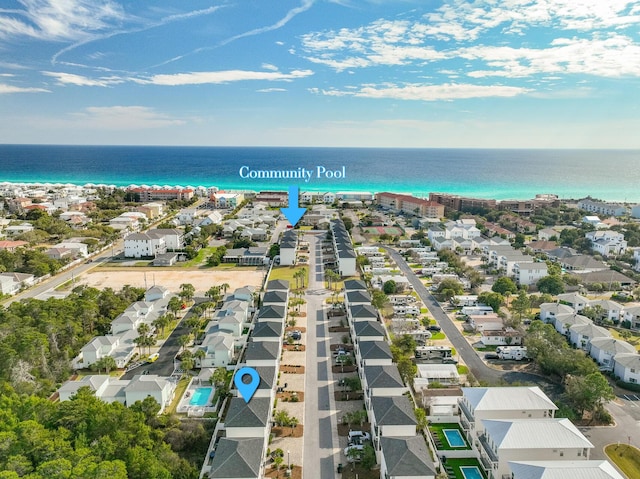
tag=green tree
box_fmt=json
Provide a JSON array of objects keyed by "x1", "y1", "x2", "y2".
[
  {"x1": 510, "y1": 290, "x2": 531, "y2": 320},
  {"x1": 478, "y1": 291, "x2": 504, "y2": 312},
  {"x1": 492, "y1": 277, "x2": 518, "y2": 295},
  {"x1": 371, "y1": 291, "x2": 389, "y2": 310},
  {"x1": 414, "y1": 408, "x2": 428, "y2": 431},
  {"x1": 179, "y1": 283, "x2": 195, "y2": 303},
  {"x1": 392, "y1": 334, "x2": 417, "y2": 358},
  {"x1": 383, "y1": 279, "x2": 397, "y2": 295},
  {"x1": 360, "y1": 444, "x2": 376, "y2": 470},
  {"x1": 435, "y1": 279, "x2": 464, "y2": 300},
  {"x1": 396, "y1": 356, "x2": 417, "y2": 386},
  {"x1": 178, "y1": 335, "x2": 190, "y2": 352},
  {"x1": 564, "y1": 372, "x2": 615, "y2": 419},
  {"x1": 537, "y1": 275, "x2": 565, "y2": 295}
]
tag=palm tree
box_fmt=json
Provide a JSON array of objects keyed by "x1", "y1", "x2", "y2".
[
  {"x1": 153, "y1": 314, "x2": 170, "y2": 337},
  {"x1": 178, "y1": 334, "x2": 190, "y2": 352},
  {"x1": 168, "y1": 296, "x2": 182, "y2": 317},
  {"x1": 299, "y1": 267, "x2": 307, "y2": 288},
  {"x1": 194, "y1": 349, "x2": 206, "y2": 367},
  {"x1": 179, "y1": 283, "x2": 195, "y2": 304},
  {"x1": 212, "y1": 367, "x2": 228, "y2": 387},
  {"x1": 220, "y1": 282, "x2": 230, "y2": 297},
  {"x1": 102, "y1": 356, "x2": 117, "y2": 374},
  {"x1": 288, "y1": 415, "x2": 299, "y2": 436}
]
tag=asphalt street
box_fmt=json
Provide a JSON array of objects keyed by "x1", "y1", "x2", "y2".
[{"x1": 303, "y1": 232, "x2": 339, "y2": 479}]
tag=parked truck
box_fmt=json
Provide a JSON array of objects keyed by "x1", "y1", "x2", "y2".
[{"x1": 496, "y1": 346, "x2": 529, "y2": 361}]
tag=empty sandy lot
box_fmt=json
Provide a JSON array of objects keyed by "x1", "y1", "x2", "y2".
[{"x1": 77, "y1": 267, "x2": 265, "y2": 295}]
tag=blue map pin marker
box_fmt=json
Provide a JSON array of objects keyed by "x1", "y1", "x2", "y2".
[{"x1": 234, "y1": 367, "x2": 260, "y2": 403}]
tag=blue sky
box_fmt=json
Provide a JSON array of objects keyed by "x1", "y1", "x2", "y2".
[{"x1": 1, "y1": 0, "x2": 639, "y2": 148}]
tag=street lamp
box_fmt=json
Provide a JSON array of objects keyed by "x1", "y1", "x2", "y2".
[{"x1": 287, "y1": 450, "x2": 291, "y2": 476}]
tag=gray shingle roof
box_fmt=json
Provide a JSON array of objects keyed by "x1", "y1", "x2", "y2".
[
  {"x1": 244, "y1": 341, "x2": 279, "y2": 361},
  {"x1": 253, "y1": 366, "x2": 277, "y2": 390},
  {"x1": 266, "y1": 279, "x2": 290, "y2": 291},
  {"x1": 263, "y1": 290, "x2": 288, "y2": 303},
  {"x1": 252, "y1": 321, "x2": 283, "y2": 338},
  {"x1": 380, "y1": 436, "x2": 435, "y2": 477},
  {"x1": 225, "y1": 397, "x2": 271, "y2": 428},
  {"x1": 344, "y1": 279, "x2": 368, "y2": 291},
  {"x1": 363, "y1": 365, "x2": 404, "y2": 389},
  {"x1": 350, "y1": 304, "x2": 378, "y2": 319},
  {"x1": 257, "y1": 304, "x2": 286, "y2": 319},
  {"x1": 209, "y1": 437, "x2": 263, "y2": 478},
  {"x1": 354, "y1": 320, "x2": 385, "y2": 338},
  {"x1": 346, "y1": 290, "x2": 372, "y2": 303},
  {"x1": 359, "y1": 340, "x2": 393, "y2": 360},
  {"x1": 371, "y1": 396, "x2": 417, "y2": 426}
]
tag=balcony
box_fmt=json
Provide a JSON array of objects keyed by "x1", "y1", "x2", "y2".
[
  {"x1": 459, "y1": 400, "x2": 474, "y2": 427},
  {"x1": 478, "y1": 433, "x2": 499, "y2": 465}
]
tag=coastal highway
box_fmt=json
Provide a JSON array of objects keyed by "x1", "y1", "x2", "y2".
[{"x1": 1, "y1": 239, "x2": 123, "y2": 308}]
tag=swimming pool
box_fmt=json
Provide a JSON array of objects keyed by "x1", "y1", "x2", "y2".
[
  {"x1": 460, "y1": 466, "x2": 484, "y2": 479},
  {"x1": 189, "y1": 387, "x2": 213, "y2": 406},
  {"x1": 443, "y1": 429, "x2": 466, "y2": 448}
]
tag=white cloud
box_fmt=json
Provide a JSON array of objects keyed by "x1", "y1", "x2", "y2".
[
  {"x1": 139, "y1": 69, "x2": 314, "y2": 86},
  {"x1": 257, "y1": 87, "x2": 287, "y2": 92},
  {"x1": 463, "y1": 34, "x2": 640, "y2": 78},
  {"x1": 0, "y1": 82, "x2": 49, "y2": 94},
  {"x1": 313, "y1": 82, "x2": 529, "y2": 101},
  {"x1": 42, "y1": 71, "x2": 125, "y2": 87},
  {"x1": 71, "y1": 106, "x2": 185, "y2": 129},
  {"x1": 0, "y1": 0, "x2": 125, "y2": 41},
  {"x1": 261, "y1": 63, "x2": 279, "y2": 71}
]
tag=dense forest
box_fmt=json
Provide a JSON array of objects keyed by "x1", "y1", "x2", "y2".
[{"x1": 0, "y1": 286, "x2": 211, "y2": 478}]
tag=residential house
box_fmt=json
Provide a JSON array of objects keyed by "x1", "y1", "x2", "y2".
[
  {"x1": 279, "y1": 229, "x2": 297, "y2": 266},
  {"x1": 224, "y1": 397, "x2": 271, "y2": 439},
  {"x1": 513, "y1": 262, "x2": 548, "y2": 286},
  {"x1": 414, "y1": 364, "x2": 459, "y2": 389},
  {"x1": 477, "y1": 419, "x2": 593, "y2": 479},
  {"x1": 621, "y1": 305, "x2": 640, "y2": 331},
  {"x1": 222, "y1": 247, "x2": 269, "y2": 266},
  {"x1": 0, "y1": 272, "x2": 35, "y2": 295},
  {"x1": 251, "y1": 366, "x2": 277, "y2": 400},
  {"x1": 568, "y1": 323, "x2": 611, "y2": 350},
  {"x1": 243, "y1": 340, "x2": 280, "y2": 367},
  {"x1": 266, "y1": 279, "x2": 290, "y2": 291},
  {"x1": 557, "y1": 293, "x2": 589, "y2": 312},
  {"x1": 262, "y1": 290, "x2": 288, "y2": 307},
  {"x1": 123, "y1": 375, "x2": 175, "y2": 413},
  {"x1": 553, "y1": 313, "x2": 591, "y2": 335},
  {"x1": 586, "y1": 230, "x2": 628, "y2": 257},
  {"x1": 348, "y1": 304, "x2": 378, "y2": 323},
  {"x1": 588, "y1": 338, "x2": 636, "y2": 370},
  {"x1": 480, "y1": 329, "x2": 523, "y2": 346},
  {"x1": 458, "y1": 387, "x2": 558, "y2": 440},
  {"x1": 0, "y1": 240, "x2": 29, "y2": 252},
  {"x1": 357, "y1": 340, "x2": 394, "y2": 367},
  {"x1": 578, "y1": 199, "x2": 628, "y2": 217},
  {"x1": 197, "y1": 333, "x2": 234, "y2": 368},
  {"x1": 508, "y1": 460, "x2": 625, "y2": 479},
  {"x1": 345, "y1": 290, "x2": 372, "y2": 308},
  {"x1": 468, "y1": 314, "x2": 504, "y2": 332},
  {"x1": 586, "y1": 299, "x2": 623, "y2": 322},
  {"x1": 613, "y1": 353, "x2": 640, "y2": 384},
  {"x1": 379, "y1": 436, "x2": 436, "y2": 479},
  {"x1": 256, "y1": 305, "x2": 286, "y2": 323},
  {"x1": 539, "y1": 302, "x2": 575, "y2": 323},
  {"x1": 123, "y1": 232, "x2": 166, "y2": 258},
  {"x1": 251, "y1": 321, "x2": 283, "y2": 342},
  {"x1": 207, "y1": 437, "x2": 264, "y2": 479},
  {"x1": 370, "y1": 396, "x2": 418, "y2": 447},
  {"x1": 362, "y1": 365, "x2": 407, "y2": 402},
  {"x1": 352, "y1": 320, "x2": 386, "y2": 344}
]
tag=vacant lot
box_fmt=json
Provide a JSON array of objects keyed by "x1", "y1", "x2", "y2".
[{"x1": 77, "y1": 268, "x2": 265, "y2": 295}]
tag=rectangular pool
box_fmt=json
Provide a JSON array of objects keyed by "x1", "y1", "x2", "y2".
[
  {"x1": 189, "y1": 387, "x2": 213, "y2": 406},
  {"x1": 443, "y1": 429, "x2": 466, "y2": 448},
  {"x1": 460, "y1": 466, "x2": 484, "y2": 479}
]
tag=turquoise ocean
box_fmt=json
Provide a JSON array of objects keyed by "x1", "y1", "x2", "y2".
[{"x1": 0, "y1": 145, "x2": 638, "y2": 202}]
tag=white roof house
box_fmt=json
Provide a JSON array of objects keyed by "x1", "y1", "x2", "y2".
[
  {"x1": 478, "y1": 419, "x2": 594, "y2": 479},
  {"x1": 556, "y1": 293, "x2": 589, "y2": 312},
  {"x1": 589, "y1": 337, "x2": 636, "y2": 370},
  {"x1": 613, "y1": 353, "x2": 640, "y2": 384},
  {"x1": 553, "y1": 313, "x2": 590, "y2": 335},
  {"x1": 568, "y1": 322, "x2": 611, "y2": 351},
  {"x1": 459, "y1": 387, "x2": 558, "y2": 437},
  {"x1": 508, "y1": 460, "x2": 625, "y2": 479}
]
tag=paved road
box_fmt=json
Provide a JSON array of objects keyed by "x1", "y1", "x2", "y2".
[
  {"x1": 303, "y1": 232, "x2": 339, "y2": 479},
  {"x1": 2, "y1": 240, "x2": 124, "y2": 307}
]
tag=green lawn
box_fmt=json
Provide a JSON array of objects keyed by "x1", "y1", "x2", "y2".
[
  {"x1": 428, "y1": 423, "x2": 471, "y2": 451},
  {"x1": 430, "y1": 332, "x2": 446, "y2": 340},
  {"x1": 443, "y1": 458, "x2": 487, "y2": 479},
  {"x1": 165, "y1": 377, "x2": 190, "y2": 415},
  {"x1": 457, "y1": 365, "x2": 469, "y2": 374},
  {"x1": 605, "y1": 444, "x2": 640, "y2": 479},
  {"x1": 269, "y1": 265, "x2": 309, "y2": 289},
  {"x1": 182, "y1": 246, "x2": 218, "y2": 267}
]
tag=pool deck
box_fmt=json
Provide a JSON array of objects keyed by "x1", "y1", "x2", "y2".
[{"x1": 177, "y1": 377, "x2": 216, "y2": 414}]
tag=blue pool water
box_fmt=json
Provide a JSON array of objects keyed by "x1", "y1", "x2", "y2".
[
  {"x1": 460, "y1": 466, "x2": 484, "y2": 479},
  {"x1": 189, "y1": 387, "x2": 213, "y2": 406},
  {"x1": 443, "y1": 429, "x2": 466, "y2": 447}
]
